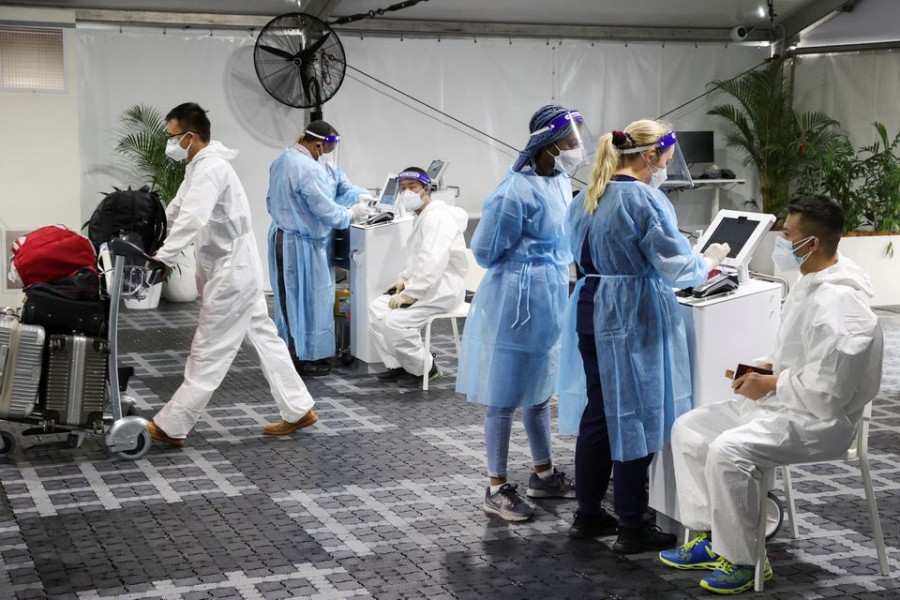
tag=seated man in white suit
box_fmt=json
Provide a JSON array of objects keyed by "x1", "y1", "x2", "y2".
[
  {"x1": 369, "y1": 167, "x2": 469, "y2": 388},
  {"x1": 658, "y1": 195, "x2": 883, "y2": 595}
]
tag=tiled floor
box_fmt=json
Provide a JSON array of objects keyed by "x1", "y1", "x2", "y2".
[{"x1": 1, "y1": 300, "x2": 899, "y2": 599}]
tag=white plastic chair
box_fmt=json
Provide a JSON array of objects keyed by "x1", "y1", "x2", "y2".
[
  {"x1": 753, "y1": 399, "x2": 890, "y2": 591},
  {"x1": 421, "y1": 249, "x2": 486, "y2": 390}
]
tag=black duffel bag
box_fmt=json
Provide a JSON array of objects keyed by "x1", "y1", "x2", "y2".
[{"x1": 21, "y1": 268, "x2": 108, "y2": 336}]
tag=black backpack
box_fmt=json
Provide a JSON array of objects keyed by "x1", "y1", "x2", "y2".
[{"x1": 87, "y1": 186, "x2": 167, "y2": 254}]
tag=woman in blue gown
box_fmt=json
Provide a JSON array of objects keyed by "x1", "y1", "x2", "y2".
[
  {"x1": 558, "y1": 120, "x2": 729, "y2": 552},
  {"x1": 457, "y1": 104, "x2": 591, "y2": 522}
]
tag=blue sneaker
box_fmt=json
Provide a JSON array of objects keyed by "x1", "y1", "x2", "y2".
[
  {"x1": 658, "y1": 532, "x2": 720, "y2": 570},
  {"x1": 699, "y1": 556, "x2": 773, "y2": 595}
]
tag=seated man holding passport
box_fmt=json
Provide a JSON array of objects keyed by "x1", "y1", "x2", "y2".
[
  {"x1": 658, "y1": 196, "x2": 883, "y2": 595},
  {"x1": 368, "y1": 167, "x2": 469, "y2": 388}
]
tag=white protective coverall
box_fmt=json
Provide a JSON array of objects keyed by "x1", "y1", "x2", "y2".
[
  {"x1": 368, "y1": 200, "x2": 469, "y2": 376},
  {"x1": 671, "y1": 254, "x2": 882, "y2": 564},
  {"x1": 153, "y1": 141, "x2": 315, "y2": 438}
]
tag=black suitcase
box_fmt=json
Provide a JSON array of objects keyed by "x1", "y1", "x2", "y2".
[
  {"x1": 42, "y1": 334, "x2": 108, "y2": 427},
  {"x1": 22, "y1": 269, "x2": 107, "y2": 337}
]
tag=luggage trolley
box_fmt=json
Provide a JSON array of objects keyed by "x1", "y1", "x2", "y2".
[{"x1": 0, "y1": 237, "x2": 165, "y2": 460}]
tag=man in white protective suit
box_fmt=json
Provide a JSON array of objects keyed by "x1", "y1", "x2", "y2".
[
  {"x1": 369, "y1": 167, "x2": 469, "y2": 388},
  {"x1": 146, "y1": 102, "x2": 318, "y2": 447},
  {"x1": 657, "y1": 195, "x2": 883, "y2": 595}
]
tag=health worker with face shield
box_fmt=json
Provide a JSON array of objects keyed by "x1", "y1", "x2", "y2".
[
  {"x1": 266, "y1": 120, "x2": 374, "y2": 378},
  {"x1": 557, "y1": 119, "x2": 730, "y2": 554},
  {"x1": 146, "y1": 102, "x2": 318, "y2": 448},
  {"x1": 456, "y1": 104, "x2": 593, "y2": 522},
  {"x1": 368, "y1": 167, "x2": 469, "y2": 388},
  {"x1": 659, "y1": 196, "x2": 882, "y2": 595}
]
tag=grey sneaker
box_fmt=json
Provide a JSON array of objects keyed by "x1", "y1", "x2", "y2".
[
  {"x1": 526, "y1": 468, "x2": 576, "y2": 498},
  {"x1": 483, "y1": 483, "x2": 535, "y2": 522}
]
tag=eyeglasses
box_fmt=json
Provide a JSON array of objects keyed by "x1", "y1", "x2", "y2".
[{"x1": 166, "y1": 131, "x2": 192, "y2": 139}]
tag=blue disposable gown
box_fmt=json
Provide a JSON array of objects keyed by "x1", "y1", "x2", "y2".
[
  {"x1": 558, "y1": 180, "x2": 708, "y2": 462},
  {"x1": 456, "y1": 169, "x2": 573, "y2": 407},
  {"x1": 266, "y1": 145, "x2": 367, "y2": 360}
]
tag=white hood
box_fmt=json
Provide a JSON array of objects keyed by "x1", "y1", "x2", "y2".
[
  {"x1": 793, "y1": 253, "x2": 874, "y2": 302},
  {"x1": 193, "y1": 140, "x2": 239, "y2": 162}
]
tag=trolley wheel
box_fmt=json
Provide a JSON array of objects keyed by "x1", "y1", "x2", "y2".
[
  {"x1": 0, "y1": 430, "x2": 15, "y2": 455},
  {"x1": 116, "y1": 429, "x2": 151, "y2": 461},
  {"x1": 765, "y1": 491, "x2": 784, "y2": 541}
]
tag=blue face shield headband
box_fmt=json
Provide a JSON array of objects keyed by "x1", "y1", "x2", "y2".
[
  {"x1": 305, "y1": 130, "x2": 340, "y2": 144},
  {"x1": 397, "y1": 170, "x2": 433, "y2": 187},
  {"x1": 618, "y1": 130, "x2": 677, "y2": 154},
  {"x1": 528, "y1": 111, "x2": 584, "y2": 138}
]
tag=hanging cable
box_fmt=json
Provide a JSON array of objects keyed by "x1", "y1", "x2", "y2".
[
  {"x1": 346, "y1": 64, "x2": 520, "y2": 154},
  {"x1": 345, "y1": 64, "x2": 589, "y2": 184},
  {"x1": 331, "y1": 0, "x2": 429, "y2": 26},
  {"x1": 656, "y1": 58, "x2": 771, "y2": 121}
]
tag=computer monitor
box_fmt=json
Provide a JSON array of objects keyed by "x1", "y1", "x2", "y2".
[
  {"x1": 425, "y1": 159, "x2": 449, "y2": 183},
  {"x1": 677, "y1": 131, "x2": 715, "y2": 164},
  {"x1": 375, "y1": 174, "x2": 399, "y2": 213},
  {"x1": 695, "y1": 209, "x2": 776, "y2": 272}
]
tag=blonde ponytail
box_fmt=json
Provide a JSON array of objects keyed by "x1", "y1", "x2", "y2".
[
  {"x1": 583, "y1": 119, "x2": 671, "y2": 214},
  {"x1": 585, "y1": 133, "x2": 619, "y2": 213}
]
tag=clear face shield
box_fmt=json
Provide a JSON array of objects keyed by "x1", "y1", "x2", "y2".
[
  {"x1": 306, "y1": 130, "x2": 341, "y2": 168},
  {"x1": 620, "y1": 130, "x2": 693, "y2": 186},
  {"x1": 530, "y1": 111, "x2": 597, "y2": 175}
]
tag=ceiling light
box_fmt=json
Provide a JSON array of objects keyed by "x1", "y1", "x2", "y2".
[{"x1": 758, "y1": 6, "x2": 766, "y2": 18}]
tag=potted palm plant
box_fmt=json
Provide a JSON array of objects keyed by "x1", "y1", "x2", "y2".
[
  {"x1": 115, "y1": 104, "x2": 197, "y2": 304},
  {"x1": 707, "y1": 56, "x2": 840, "y2": 274},
  {"x1": 796, "y1": 122, "x2": 900, "y2": 306}
]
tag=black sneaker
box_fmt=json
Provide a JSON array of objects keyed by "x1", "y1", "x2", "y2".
[
  {"x1": 526, "y1": 468, "x2": 576, "y2": 498},
  {"x1": 483, "y1": 483, "x2": 535, "y2": 522},
  {"x1": 569, "y1": 510, "x2": 618, "y2": 539},
  {"x1": 613, "y1": 523, "x2": 678, "y2": 555},
  {"x1": 376, "y1": 367, "x2": 407, "y2": 381},
  {"x1": 398, "y1": 360, "x2": 442, "y2": 388}
]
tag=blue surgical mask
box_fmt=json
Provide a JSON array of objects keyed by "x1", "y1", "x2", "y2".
[{"x1": 771, "y1": 235, "x2": 815, "y2": 272}]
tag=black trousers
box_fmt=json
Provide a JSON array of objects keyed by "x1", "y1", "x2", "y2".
[{"x1": 575, "y1": 331, "x2": 654, "y2": 529}]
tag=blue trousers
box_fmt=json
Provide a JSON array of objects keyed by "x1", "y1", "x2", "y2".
[
  {"x1": 484, "y1": 400, "x2": 552, "y2": 479},
  {"x1": 576, "y1": 332, "x2": 653, "y2": 529}
]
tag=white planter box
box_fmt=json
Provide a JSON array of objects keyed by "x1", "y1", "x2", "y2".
[
  {"x1": 838, "y1": 234, "x2": 900, "y2": 307},
  {"x1": 162, "y1": 245, "x2": 198, "y2": 303}
]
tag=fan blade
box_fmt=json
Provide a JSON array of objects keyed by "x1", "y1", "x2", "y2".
[
  {"x1": 299, "y1": 68, "x2": 313, "y2": 105},
  {"x1": 259, "y1": 44, "x2": 294, "y2": 61},
  {"x1": 299, "y1": 31, "x2": 331, "y2": 59}
]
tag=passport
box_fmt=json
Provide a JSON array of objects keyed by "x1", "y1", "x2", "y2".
[{"x1": 725, "y1": 363, "x2": 774, "y2": 380}]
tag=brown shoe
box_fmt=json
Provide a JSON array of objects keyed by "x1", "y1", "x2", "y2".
[
  {"x1": 263, "y1": 409, "x2": 319, "y2": 436},
  {"x1": 146, "y1": 420, "x2": 185, "y2": 447}
]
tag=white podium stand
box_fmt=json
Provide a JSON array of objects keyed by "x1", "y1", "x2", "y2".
[
  {"x1": 348, "y1": 216, "x2": 415, "y2": 365},
  {"x1": 648, "y1": 279, "x2": 782, "y2": 522}
]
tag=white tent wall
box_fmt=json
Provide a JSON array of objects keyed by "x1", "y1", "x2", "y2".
[
  {"x1": 76, "y1": 27, "x2": 767, "y2": 287},
  {"x1": 793, "y1": 51, "x2": 900, "y2": 147},
  {"x1": 0, "y1": 7, "x2": 81, "y2": 307}
]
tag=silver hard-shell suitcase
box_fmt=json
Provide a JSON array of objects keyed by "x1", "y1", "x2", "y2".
[
  {"x1": 0, "y1": 312, "x2": 46, "y2": 419},
  {"x1": 43, "y1": 334, "x2": 108, "y2": 427}
]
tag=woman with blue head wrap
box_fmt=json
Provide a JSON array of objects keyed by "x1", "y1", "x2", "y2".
[
  {"x1": 456, "y1": 104, "x2": 589, "y2": 522},
  {"x1": 556, "y1": 119, "x2": 729, "y2": 553}
]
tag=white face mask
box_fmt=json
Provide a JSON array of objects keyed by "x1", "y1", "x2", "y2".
[
  {"x1": 398, "y1": 189, "x2": 425, "y2": 212},
  {"x1": 643, "y1": 153, "x2": 668, "y2": 188},
  {"x1": 553, "y1": 145, "x2": 584, "y2": 176},
  {"x1": 771, "y1": 235, "x2": 815, "y2": 272},
  {"x1": 319, "y1": 152, "x2": 334, "y2": 166},
  {"x1": 165, "y1": 133, "x2": 191, "y2": 161}
]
